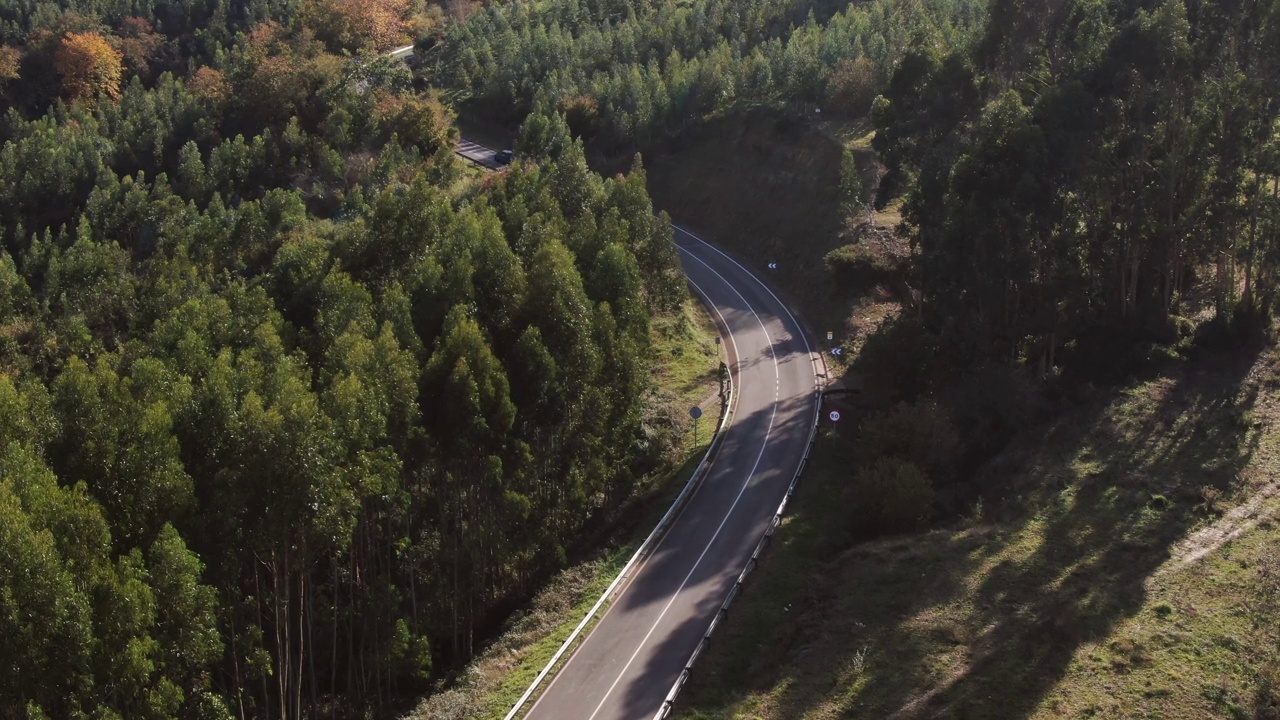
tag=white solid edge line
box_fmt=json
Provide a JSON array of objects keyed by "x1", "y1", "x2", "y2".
[
  {"x1": 672, "y1": 225, "x2": 821, "y2": 372},
  {"x1": 519, "y1": 270, "x2": 740, "y2": 720},
  {"x1": 508, "y1": 266, "x2": 740, "y2": 720},
  {"x1": 581, "y1": 245, "x2": 780, "y2": 720}
]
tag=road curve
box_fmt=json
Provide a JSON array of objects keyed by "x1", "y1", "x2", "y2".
[
  {"x1": 394, "y1": 46, "x2": 822, "y2": 710},
  {"x1": 522, "y1": 227, "x2": 819, "y2": 720},
  {"x1": 440, "y1": 132, "x2": 822, "y2": 719}
]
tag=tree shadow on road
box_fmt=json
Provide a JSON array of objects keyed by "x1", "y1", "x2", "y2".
[{"x1": 602, "y1": 392, "x2": 817, "y2": 718}]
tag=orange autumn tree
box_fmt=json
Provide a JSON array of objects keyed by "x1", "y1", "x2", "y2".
[
  {"x1": 188, "y1": 67, "x2": 229, "y2": 107},
  {"x1": 113, "y1": 17, "x2": 163, "y2": 75},
  {"x1": 55, "y1": 31, "x2": 124, "y2": 102},
  {"x1": 302, "y1": 0, "x2": 410, "y2": 54},
  {"x1": 0, "y1": 46, "x2": 19, "y2": 87}
]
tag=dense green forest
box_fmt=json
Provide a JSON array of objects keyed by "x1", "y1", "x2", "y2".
[
  {"x1": 0, "y1": 2, "x2": 689, "y2": 719},
  {"x1": 4, "y1": 0, "x2": 1280, "y2": 714},
  {"x1": 873, "y1": 0, "x2": 1280, "y2": 373},
  {"x1": 843, "y1": 0, "x2": 1280, "y2": 524},
  {"x1": 426, "y1": 0, "x2": 986, "y2": 147},
  {"x1": 431, "y1": 0, "x2": 1280, "y2": 531},
  {"x1": 427, "y1": 0, "x2": 1280, "y2": 534}
]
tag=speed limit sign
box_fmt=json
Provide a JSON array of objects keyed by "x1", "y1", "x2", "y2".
[{"x1": 829, "y1": 410, "x2": 841, "y2": 422}]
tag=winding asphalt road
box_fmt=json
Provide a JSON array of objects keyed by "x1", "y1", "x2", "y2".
[
  {"x1": 522, "y1": 227, "x2": 820, "y2": 720},
  {"x1": 443, "y1": 133, "x2": 821, "y2": 718},
  {"x1": 381, "y1": 43, "x2": 824, "y2": 712}
]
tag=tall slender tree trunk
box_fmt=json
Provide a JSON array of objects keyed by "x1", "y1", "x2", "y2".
[
  {"x1": 256, "y1": 562, "x2": 271, "y2": 719},
  {"x1": 308, "y1": 564, "x2": 317, "y2": 714},
  {"x1": 229, "y1": 608, "x2": 246, "y2": 720},
  {"x1": 295, "y1": 559, "x2": 305, "y2": 720},
  {"x1": 272, "y1": 550, "x2": 286, "y2": 720},
  {"x1": 331, "y1": 560, "x2": 339, "y2": 706}
]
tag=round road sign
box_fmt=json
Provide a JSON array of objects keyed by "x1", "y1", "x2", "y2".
[
  {"x1": 829, "y1": 410, "x2": 841, "y2": 422},
  {"x1": 690, "y1": 406, "x2": 703, "y2": 420}
]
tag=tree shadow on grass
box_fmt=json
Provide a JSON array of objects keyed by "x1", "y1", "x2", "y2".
[
  {"x1": 677, "y1": 344, "x2": 1270, "y2": 720},
  {"x1": 918, "y1": 349, "x2": 1266, "y2": 719}
]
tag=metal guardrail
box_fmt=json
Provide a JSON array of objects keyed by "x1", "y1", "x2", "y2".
[
  {"x1": 650, "y1": 388, "x2": 823, "y2": 720},
  {"x1": 502, "y1": 307, "x2": 736, "y2": 720}
]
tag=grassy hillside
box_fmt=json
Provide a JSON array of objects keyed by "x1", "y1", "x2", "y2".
[
  {"x1": 674, "y1": 341, "x2": 1280, "y2": 720},
  {"x1": 632, "y1": 105, "x2": 1280, "y2": 720}
]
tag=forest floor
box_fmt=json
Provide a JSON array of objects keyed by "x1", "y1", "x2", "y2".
[
  {"x1": 405, "y1": 297, "x2": 727, "y2": 720},
  {"x1": 671, "y1": 339, "x2": 1280, "y2": 720}
]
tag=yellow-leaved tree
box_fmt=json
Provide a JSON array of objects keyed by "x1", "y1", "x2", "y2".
[
  {"x1": 54, "y1": 32, "x2": 124, "y2": 102},
  {"x1": 188, "y1": 67, "x2": 228, "y2": 108},
  {"x1": 0, "y1": 46, "x2": 19, "y2": 87},
  {"x1": 302, "y1": 0, "x2": 410, "y2": 53}
]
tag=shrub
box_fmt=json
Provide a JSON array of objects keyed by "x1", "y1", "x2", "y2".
[
  {"x1": 1191, "y1": 304, "x2": 1275, "y2": 354},
  {"x1": 826, "y1": 57, "x2": 881, "y2": 118},
  {"x1": 849, "y1": 314, "x2": 943, "y2": 403},
  {"x1": 849, "y1": 457, "x2": 933, "y2": 536},
  {"x1": 377, "y1": 91, "x2": 457, "y2": 156},
  {"x1": 560, "y1": 95, "x2": 600, "y2": 138},
  {"x1": 824, "y1": 242, "x2": 897, "y2": 285},
  {"x1": 1257, "y1": 661, "x2": 1280, "y2": 720},
  {"x1": 950, "y1": 364, "x2": 1046, "y2": 461},
  {"x1": 858, "y1": 400, "x2": 959, "y2": 483},
  {"x1": 1198, "y1": 485, "x2": 1224, "y2": 516}
]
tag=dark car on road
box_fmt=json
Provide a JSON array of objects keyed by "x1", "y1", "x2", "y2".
[{"x1": 494, "y1": 149, "x2": 514, "y2": 165}]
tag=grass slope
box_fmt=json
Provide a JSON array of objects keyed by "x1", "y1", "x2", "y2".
[
  {"x1": 406, "y1": 297, "x2": 725, "y2": 719},
  {"x1": 675, "y1": 343, "x2": 1280, "y2": 720}
]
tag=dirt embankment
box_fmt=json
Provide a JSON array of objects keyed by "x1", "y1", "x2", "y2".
[{"x1": 642, "y1": 113, "x2": 848, "y2": 333}]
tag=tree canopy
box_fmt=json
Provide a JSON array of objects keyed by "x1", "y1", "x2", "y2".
[
  {"x1": 428, "y1": 0, "x2": 987, "y2": 147},
  {"x1": 55, "y1": 30, "x2": 124, "y2": 101},
  {"x1": 0, "y1": 4, "x2": 689, "y2": 718},
  {"x1": 873, "y1": 0, "x2": 1280, "y2": 374}
]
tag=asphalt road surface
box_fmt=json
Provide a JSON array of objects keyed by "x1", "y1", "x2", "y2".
[
  {"x1": 455, "y1": 139, "x2": 507, "y2": 170},
  {"x1": 522, "y1": 226, "x2": 820, "y2": 720}
]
